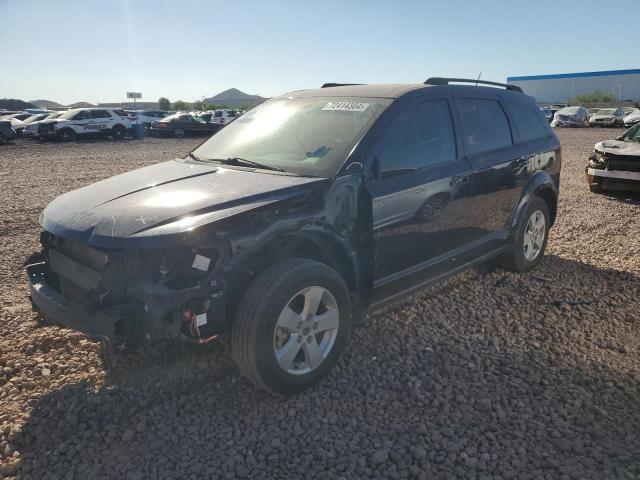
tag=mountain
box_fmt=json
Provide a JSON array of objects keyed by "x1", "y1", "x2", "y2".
[
  {"x1": 67, "y1": 102, "x2": 95, "y2": 108},
  {"x1": 30, "y1": 99, "x2": 64, "y2": 109},
  {"x1": 0, "y1": 99, "x2": 37, "y2": 110},
  {"x1": 205, "y1": 88, "x2": 265, "y2": 108}
]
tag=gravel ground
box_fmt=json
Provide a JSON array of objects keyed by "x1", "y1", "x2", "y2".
[{"x1": 1, "y1": 130, "x2": 639, "y2": 480}]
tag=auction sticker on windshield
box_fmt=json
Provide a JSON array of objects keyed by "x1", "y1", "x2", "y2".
[{"x1": 322, "y1": 102, "x2": 369, "y2": 112}]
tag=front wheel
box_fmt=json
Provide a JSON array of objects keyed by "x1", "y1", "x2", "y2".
[
  {"x1": 0, "y1": 132, "x2": 4, "y2": 145},
  {"x1": 232, "y1": 258, "x2": 351, "y2": 395},
  {"x1": 498, "y1": 197, "x2": 550, "y2": 273},
  {"x1": 56, "y1": 128, "x2": 76, "y2": 142},
  {"x1": 174, "y1": 128, "x2": 185, "y2": 138}
]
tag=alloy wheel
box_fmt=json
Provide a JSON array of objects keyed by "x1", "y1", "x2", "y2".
[
  {"x1": 523, "y1": 210, "x2": 546, "y2": 261},
  {"x1": 273, "y1": 286, "x2": 339, "y2": 375}
]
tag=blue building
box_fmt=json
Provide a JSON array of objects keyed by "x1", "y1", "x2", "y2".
[{"x1": 507, "y1": 69, "x2": 640, "y2": 103}]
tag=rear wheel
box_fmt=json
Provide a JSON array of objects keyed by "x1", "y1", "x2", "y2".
[
  {"x1": 56, "y1": 128, "x2": 76, "y2": 142},
  {"x1": 112, "y1": 124, "x2": 126, "y2": 140},
  {"x1": 174, "y1": 128, "x2": 185, "y2": 138},
  {"x1": 232, "y1": 258, "x2": 351, "y2": 395},
  {"x1": 499, "y1": 197, "x2": 550, "y2": 273},
  {"x1": 0, "y1": 132, "x2": 4, "y2": 145}
]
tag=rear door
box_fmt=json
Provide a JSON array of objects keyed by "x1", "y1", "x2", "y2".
[
  {"x1": 88, "y1": 109, "x2": 112, "y2": 133},
  {"x1": 364, "y1": 96, "x2": 474, "y2": 284},
  {"x1": 453, "y1": 95, "x2": 527, "y2": 244}
]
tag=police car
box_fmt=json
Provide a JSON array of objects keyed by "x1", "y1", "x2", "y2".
[{"x1": 38, "y1": 108, "x2": 132, "y2": 141}]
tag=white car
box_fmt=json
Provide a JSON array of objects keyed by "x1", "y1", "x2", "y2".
[
  {"x1": 208, "y1": 109, "x2": 239, "y2": 125},
  {"x1": 588, "y1": 108, "x2": 626, "y2": 127},
  {"x1": 23, "y1": 112, "x2": 63, "y2": 138},
  {"x1": 129, "y1": 110, "x2": 170, "y2": 128},
  {"x1": 623, "y1": 108, "x2": 640, "y2": 128},
  {"x1": 38, "y1": 108, "x2": 132, "y2": 141}
]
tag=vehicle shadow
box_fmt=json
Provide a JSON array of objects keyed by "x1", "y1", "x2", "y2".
[
  {"x1": 7, "y1": 254, "x2": 640, "y2": 479},
  {"x1": 597, "y1": 189, "x2": 640, "y2": 205}
]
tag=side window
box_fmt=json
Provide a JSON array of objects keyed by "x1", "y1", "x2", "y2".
[
  {"x1": 90, "y1": 110, "x2": 111, "y2": 119},
  {"x1": 214, "y1": 111, "x2": 222, "y2": 118},
  {"x1": 74, "y1": 110, "x2": 89, "y2": 120},
  {"x1": 508, "y1": 101, "x2": 549, "y2": 142},
  {"x1": 371, "y1": 99, "x2": 456, "y2": 178},
  {"x1": 458, "y1": 99, "x2": 512, "y2": 155}
]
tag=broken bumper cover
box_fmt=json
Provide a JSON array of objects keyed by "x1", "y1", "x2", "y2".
[
  {"x1": 586, "y1": 167, "x2": 640, "y2": 182},
  {"x1": 27, "y1": 262, "x2": 124, "y2": 342}
]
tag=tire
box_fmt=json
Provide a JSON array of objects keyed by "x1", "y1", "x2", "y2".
[
  {"x1": 0, "y1": 133, "x2": 4, "y2": 145},
  {"x1": 498, "y1": 197, "x2": 550, "y2": 273},
  {"x1": 111, "y1": 124, "x2": 126, "y2": 140},
  {"x1": 174, "y1": 128, "x2": 185, "y2": 138},
  {"x1": 56, "y1": 128, "x2": 76, "y2": 142},
  {"x1": 232, "y1": 258, "x2": 351, "y2": 395}
]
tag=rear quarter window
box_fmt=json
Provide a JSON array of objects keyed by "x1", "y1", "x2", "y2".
[
  {"x1": 458, "y1": 98, "x2": 513, "y2": 155},
  {"x1": 508, "y1": 101, "x2": 550, "y2": 142}
]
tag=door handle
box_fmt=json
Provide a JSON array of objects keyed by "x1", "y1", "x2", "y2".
[{"x1": 450, "y1": 175, "x2": 470, "y2": 186}]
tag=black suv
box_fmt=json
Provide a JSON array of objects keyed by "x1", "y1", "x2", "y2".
[{"x1": 27, "y1": 78, "x2": 561, "y2": 394}]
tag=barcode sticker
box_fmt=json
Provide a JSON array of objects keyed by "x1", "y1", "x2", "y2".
[
  {"x1": 322, "y1": 102, "x2": 369, "y2": 112},
  {"x1": 192, "y1": 254, "x2": 211, "y2": 271},
  {"x1": 196, "y1": 313, "x2": 207, "y2": 327}
]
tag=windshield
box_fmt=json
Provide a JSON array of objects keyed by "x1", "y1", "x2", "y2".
[
  {"x1": 59, "y1": 110, "x2": 81, "y2": 119},
  {"x1": 598, "y1": 109, "x2": 617, "y2": 116},
  {"x1": 193, "y1": 96, "x2": 391, "y2": 177},
  {"x1": 160, "y1": 113, "x2": 182, "y2": 123},
  {"x1": 623, "y1": 124, "x2": 640, "y2": 142}
]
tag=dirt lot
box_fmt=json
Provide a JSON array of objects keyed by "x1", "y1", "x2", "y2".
[{"x1": 1, "y1": 130, "x2": 639, "y2": 479}]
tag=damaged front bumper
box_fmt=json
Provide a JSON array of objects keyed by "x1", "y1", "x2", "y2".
[
  {"x1": 27, "y1": 262, "x2": 127, "y2": 342},
  {"x1": 26, "y1": 236, "x2": 231, "y2": 348}
]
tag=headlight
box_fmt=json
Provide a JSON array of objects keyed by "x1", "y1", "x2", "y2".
[{"x1": 588, "y1": 151, "x2": 607, "y2": 168}]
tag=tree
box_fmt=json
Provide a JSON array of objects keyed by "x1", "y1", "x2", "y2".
[
  {"x1": 191, "y1": 99, "x2": 205, "y2": 111},
  {"x1": 569, "y1": 91, "x2": 616, "y2": 104},
  {"x1": 158, "y1": 97, "x2": 171, "y2": 110},
  {"x1": 171, "y1": 100, "x2": 190, "y2": 111}
]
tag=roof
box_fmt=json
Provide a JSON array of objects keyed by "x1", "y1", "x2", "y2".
[
  {"x1": 282, "y1": 83, "x2": 430, "y2": 99},
  {"x1": 508, "y1": 68, "x2": 640, "y2": 82}
]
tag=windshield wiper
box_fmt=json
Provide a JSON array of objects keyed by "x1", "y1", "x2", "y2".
[
  {"x1": 187, "y1": 152, "x2": 202, "y2": 162},
  {"x1": 216, "y1": 157, "x2": 285, "y2": 172}
]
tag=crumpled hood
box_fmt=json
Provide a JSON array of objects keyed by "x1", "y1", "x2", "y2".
[
  {"x1": 595, "y1": 140, "x2": 640, "y2": 156},
  {"x1": 41, "y1": 159, "x2": 325, "y2": 247}
]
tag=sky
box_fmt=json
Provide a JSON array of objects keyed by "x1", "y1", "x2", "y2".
[{"x1": 1, "y1": 0, "x2": 637, "y2": 105}]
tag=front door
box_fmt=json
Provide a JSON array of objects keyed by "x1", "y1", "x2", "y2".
[{"x1": 364, "y1": 97, "x2": 474, "y2": 285}]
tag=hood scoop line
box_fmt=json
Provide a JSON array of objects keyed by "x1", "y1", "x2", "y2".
[{"x1": 93, "y1": 166, "x2": 218, "y2": 208}]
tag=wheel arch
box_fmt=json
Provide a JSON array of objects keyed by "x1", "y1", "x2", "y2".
[
  {"x1": 512, "y1": 171, "x2": 558, "y2": 229},
  {"x1": 284, "y1": 232, "x2": 360, "y2": 296}
]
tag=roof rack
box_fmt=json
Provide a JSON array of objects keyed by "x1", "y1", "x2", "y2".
[
  {"x1": 321, "y1": 83, "x2": 364, "y2": 88},
  {"x1": 424, "y1": 77, "x2": 523, "y2": 93}
]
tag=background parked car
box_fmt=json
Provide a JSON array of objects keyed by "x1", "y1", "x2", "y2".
[
  {"x1": 128, "y1": 110, "x2": 170, "y2": 128},
  {"x1": 208, "y1": 109, "x2": 239, "y2": 125},
  {"x1": 0, "y1": 121, "x2": 17, "y2": 145},
  {"x1": 587, "y1": 108, "x2": 601, "y2": 118},
  {"x1": 588, "y1": 108, "x2": 626, "y2": 127},
  {"x1": 623, "y1": 108, "x2": 640, "y2": 127},
  {"x1": 13, "y1": 113, "x2": 51, "y2": 136},
  {"x1": 0, "y1": 113, "x2": 32, "y2": 122},
  {"x1": 586, "y1": 123, "x2": 640, "y2": 193},
  {"x1": 23, "y1": 112, "x2": 63, "y2": 138},
  {"x1": 551, "y1": 106, "x2": 589, "y2": 127},
  {"x1": 38, "y1": 108, "x2": 132, "y2": 141},
  {"x1": 148, "y1": 113, "x2": 224, "y2": 137},
  {"x1": 539, "y1": 107, "x2": 553, "y2": 123}
]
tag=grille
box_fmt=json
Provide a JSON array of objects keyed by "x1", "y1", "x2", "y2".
[
  {"x1": 608, "y1": 157, "x2": 640, "y2": 173},
  {"x1": 49, "y1": 249, "x2": 101, "y2": 291}
]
